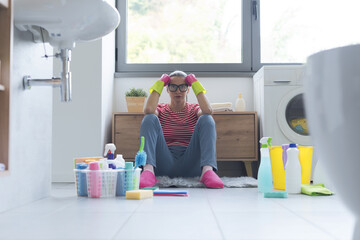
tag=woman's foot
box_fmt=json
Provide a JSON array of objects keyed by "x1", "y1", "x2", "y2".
[
  {"x1": 139, "y1": 170, "x2": 157, "y2": 188},
  {"x1": 200, "y1": 170, "x2": 224, "y2": 188},
  {"x1": 143, "y1": 164, "x2": 154, "y2": 173},
  {"x1": 140, "y1": 165, "x2": 157, "y2": 188},
  {"x1": 200, "y1": 165, "x2": 213, "y2": 179}
]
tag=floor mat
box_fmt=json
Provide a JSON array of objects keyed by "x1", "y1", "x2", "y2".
[{"x1": 156, "y1": 176, "x2": 258, "y2": 188}]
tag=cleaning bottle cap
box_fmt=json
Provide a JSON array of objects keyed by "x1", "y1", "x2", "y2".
[
  {"x1": 116, "y1": 154, "x2": 125, "y2": 168},
  {"x1": 289, "y1": 143, "x2": 297, "y2": 148},
  {"x1": 89, "y1": 162, "x2": 100, "y2": 170},
  {"x1": 125, "y1": 162, "x2": 133, "y2": 169},
  {"x1": 238, "y1": 93, "x2": 242, "y2": 98},
  {"x1": 104, "y1": 143, "x2": 116, "y2": 159},
  {"x1": 76, "y1": 163, "x2": 88, "y2": 169},
  {"x1": 109, "y1": 163, "x2": 116, "y2": 169},
  {"x1": 259, "y1": 137, "x2": 272, "y2": 148}
]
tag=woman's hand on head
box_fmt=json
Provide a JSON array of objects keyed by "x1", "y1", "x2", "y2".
[
  {"x1": 185, "y1": 74, "x2": 198, "y2": 87},
  {"x1": 160, "y1": 74, "x2": 171, "y2": 86}
]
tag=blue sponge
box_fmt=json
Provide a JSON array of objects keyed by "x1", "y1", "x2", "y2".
[{"x1": 264, "y1": 191, "x2": 288, "y2": 198}]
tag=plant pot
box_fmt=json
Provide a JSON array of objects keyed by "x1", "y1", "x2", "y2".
[{"x1": 126, "y1": 96, "x2": 146, "y2": 112}]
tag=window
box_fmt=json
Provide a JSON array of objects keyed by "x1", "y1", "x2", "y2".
[
  {"x1": 260, "y1": 0, "x2": 360, "y2": 64},
  {"x1": 116, "y1": 0, "x2": 252, "y2": 72},
  {"x1": 116, "y1": 0, "x2": 360, "y2": 73}
]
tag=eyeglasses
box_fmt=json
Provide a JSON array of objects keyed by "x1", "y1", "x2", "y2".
[{"x1": 168, "y1": 84, "x2": 189, "y2": 92}]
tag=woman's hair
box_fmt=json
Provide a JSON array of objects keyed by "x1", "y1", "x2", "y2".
[{"x1": 169, "y1": 70, "x2": 187, "y2": 78}]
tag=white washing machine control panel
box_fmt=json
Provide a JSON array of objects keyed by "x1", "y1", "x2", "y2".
[{"x1": 261, "y1": 65, "x2": 305, "y2": 86}]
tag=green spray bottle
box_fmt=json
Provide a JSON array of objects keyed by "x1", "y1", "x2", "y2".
[{"x1": 258, "y1": 137, "x2": 273, "y2": 193}]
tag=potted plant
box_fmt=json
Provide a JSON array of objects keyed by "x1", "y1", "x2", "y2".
[{"x1": 125, "y1": 88, "x2": 148, "y2": 112}]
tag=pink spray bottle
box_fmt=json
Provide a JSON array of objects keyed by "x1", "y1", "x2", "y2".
[{"x1": 88, "y1": 162, "x2": 102, "y2": 198}]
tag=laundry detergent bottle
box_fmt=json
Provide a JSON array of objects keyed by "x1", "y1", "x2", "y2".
[
  {"x1": 258, "y1": 137, "x2": 273, "y2": 193},
  {"x1": 235, "y1": 93, "x2": 246, "y2": 111},
  {"x1": 285, "y1": 143, "x2": 301, "y2": 194}
]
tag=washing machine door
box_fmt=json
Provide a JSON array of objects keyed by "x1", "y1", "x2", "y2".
[{"x1": 276, "y1": 88, "x2": 312, "y2": 145}]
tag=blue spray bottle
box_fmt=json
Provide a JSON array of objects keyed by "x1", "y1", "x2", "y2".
[{"x1": 258, "y1": 137, "x2": 273, "y2": 193}]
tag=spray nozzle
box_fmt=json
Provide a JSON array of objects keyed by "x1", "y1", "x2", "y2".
[
  {"x1": 260, "y1": 137, "x2": 272, "y2": 148},
  {"x1": 104, "y1": 143, "x2": 116, "y2": 160}
]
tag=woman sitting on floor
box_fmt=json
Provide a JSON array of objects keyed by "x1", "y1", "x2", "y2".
[{"x1": 139, "y1": 70, "x2": 224, "y2": 189}]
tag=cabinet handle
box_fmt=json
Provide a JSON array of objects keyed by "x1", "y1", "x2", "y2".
[{"x1": 273, "y1": 80, "x2": 291, "y2": 83}]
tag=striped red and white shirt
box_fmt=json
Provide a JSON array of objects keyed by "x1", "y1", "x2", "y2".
[{"x1": 157, "y1": 103, "x2": 200, "y2": 147}]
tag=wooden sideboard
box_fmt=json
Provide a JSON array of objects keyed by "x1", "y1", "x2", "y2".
[{"x1": 112, "y1": 112, "x2": 258, "y2": 177}]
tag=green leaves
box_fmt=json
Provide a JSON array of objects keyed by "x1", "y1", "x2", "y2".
[{"x1": 125, "y1": 88, "x2": 148, "y2": 97}]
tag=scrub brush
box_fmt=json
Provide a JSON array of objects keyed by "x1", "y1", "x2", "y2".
[{"x1": 134, "y1": 136, "x2": 147, "y2": 169}]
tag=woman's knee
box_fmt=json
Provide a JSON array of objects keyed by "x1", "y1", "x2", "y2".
[
  {"x1": 143, "y1": 113, "x2": 158, "y2": 122},
  {"x1": 141, "y1": 114, "x2": 160, "y2": 129},
  {"x1": 198, "y1": 114, "x2": 215, "y2": 128}
]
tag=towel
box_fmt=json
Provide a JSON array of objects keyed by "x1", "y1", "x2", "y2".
[
  {"x1": 212, "y1": 108, "x2": 233, "y2": 112},
  {"x1": 211, "y1": 102, "x2": 233, "y2": 112},
  {"x1": 301, "y1": 184, "x2": 333, "y2": 196}
]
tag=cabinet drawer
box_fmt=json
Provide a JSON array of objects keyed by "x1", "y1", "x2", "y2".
[
  {"x1": 213, "y1": 113, "x2": 257, "y2": 160},
  {"x1": 113, "y1": 114, "x2": 144, "y2": 160}
]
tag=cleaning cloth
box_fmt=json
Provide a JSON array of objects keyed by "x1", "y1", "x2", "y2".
[
  {"x1": 301, "y1": 184, "x2": 333, "y2": 196},
  {"x1": 153, "y1": 190, "x2": 189, "y2": 197}
]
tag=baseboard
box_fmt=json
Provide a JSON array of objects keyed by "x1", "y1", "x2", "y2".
[{"x1": 52, "y1": 172, "x2": 75, "y2": 183}]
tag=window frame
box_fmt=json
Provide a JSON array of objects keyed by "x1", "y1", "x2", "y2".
[{"x1": 116, "y1": 0, "x2": 257, "y2": 74}]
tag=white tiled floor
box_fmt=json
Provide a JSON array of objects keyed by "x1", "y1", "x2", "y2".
[{"x1": 0, "y1": 183, "x2": 356, "y2": 240}]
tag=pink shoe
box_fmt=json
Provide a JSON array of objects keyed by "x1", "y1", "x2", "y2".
[
  {"x1": 139, "y1": 170, "x2": 157, "y2": 188},
  {"x1": 200, "y1": 170, "x2": 224, "y2": 188}
]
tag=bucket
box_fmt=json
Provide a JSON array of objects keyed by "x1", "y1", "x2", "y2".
[
  {"x1": 298, "y1": 146, "x2": 313, "y2": 184},
  {"x1": 270, "y1": 146, "x2": 286, "y2": 190}
]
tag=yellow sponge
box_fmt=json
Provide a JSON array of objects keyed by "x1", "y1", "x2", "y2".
[{"x1": 126, "y1": 190, "x2": 153, "y2": 200}]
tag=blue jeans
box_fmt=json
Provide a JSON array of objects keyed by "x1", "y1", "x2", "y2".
[{"x1": 140, "y1": 114, "x2": 217, "y2": 178}]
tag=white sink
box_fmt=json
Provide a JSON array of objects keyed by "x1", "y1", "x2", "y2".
[
  {"x1": 14, "y1": 0, "x2": 120, "y2": 49},
  {"x1": 304, "y1": 44, "x2": 360, "y2": 239}
]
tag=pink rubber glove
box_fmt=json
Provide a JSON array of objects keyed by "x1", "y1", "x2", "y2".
[
  {"x1": 160, "y1": 74, "x2": 171, "y2": 86},
  {"x1": 185, "y1": 74, "x2": 197, "y2": 86}
]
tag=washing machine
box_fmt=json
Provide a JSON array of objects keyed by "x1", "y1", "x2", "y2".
[{"x1": 253, "y1": 65, "x2": 311, "y2": 146}]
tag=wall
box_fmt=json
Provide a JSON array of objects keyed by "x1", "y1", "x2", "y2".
[
  {"x1": 52, "y1": 27, "x2": 116, "y2": 182},
  {"x1": 0, "y1": 28, "x2": 53, "y2": 212},
  {"x1": 52, "y1": 40, "x2": 102, "y2": 182},
  {"x1": 101, "y1": 33, "x2": 116, "y2": 151},
  {"x1": 114, "y1": 77, "x2": 254, "y2": 112}
]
